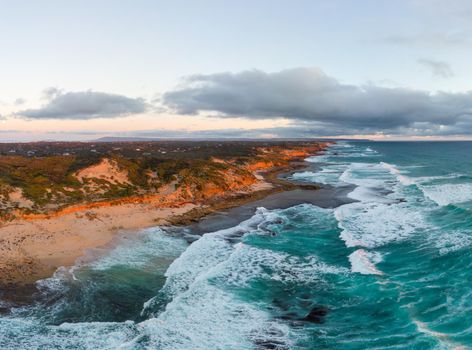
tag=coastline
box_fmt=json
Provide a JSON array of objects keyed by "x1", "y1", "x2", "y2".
[
  {"x1": 187, "y1": 186, "x2": 354, "y2": 236},
  {"x1": 0, "y1": 145, "x2": 331, "y2": 286}
]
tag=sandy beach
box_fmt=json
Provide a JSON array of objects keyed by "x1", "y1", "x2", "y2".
[{"x1": 0, "y1": 201, "x2": 198, "y2": 284}]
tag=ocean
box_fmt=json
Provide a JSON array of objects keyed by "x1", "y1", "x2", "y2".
[{"x1": 1, "y1": 141, "x2": 471, "y2": 349}]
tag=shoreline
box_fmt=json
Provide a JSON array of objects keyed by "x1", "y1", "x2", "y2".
[
  {"x1": 185, "y1": 164, "x2": 355, "y2": 235},
  {"x1": 0, "y1": 147, "x2": 331, "y2": 286},
  {"x1": 187, "y1": 186, "x2": 354, "y2": 236}
]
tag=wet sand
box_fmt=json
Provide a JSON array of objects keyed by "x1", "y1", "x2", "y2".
[
  {"x1": 188, "y1": 185, "x2": 353, "y2": 235},
  {"x1": 188, "y1": 159, "x2": 354, "y2": 235}
]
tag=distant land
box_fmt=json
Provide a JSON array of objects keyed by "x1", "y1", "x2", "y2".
[{"x1": 92, "y1": 136, "x2": 347, "y2": 142}]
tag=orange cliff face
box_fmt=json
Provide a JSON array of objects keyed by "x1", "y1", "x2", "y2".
[
  {"x1": 167, "y1": 167, "x2": 259, "y2": 201},
  {"x1": 14, "y1": 142, "x2": 329, "y2": 222},
  {"x1": 245, "y1": 161, "x2": 276, "y2": 172},
  {"x1": 247, "y1": 142, "x2": 330, "y2": 171},
  {"x1": 18, "y1": 167, "x2": 258, "y2": 220},
  {"x1": 279, "y1": 143, "x2": 330, "y2": 159}
]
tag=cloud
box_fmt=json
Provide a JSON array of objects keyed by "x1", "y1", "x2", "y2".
[
  {"x1": 163, "y1": 67, "x2": 472, "y2": 136},
  {"x1": 41, "y1": 87, "x2": 62, "y2": 100},
  {"x1": 16, "y1": 90, "x2": 148, "y2": 120},
  {"x1": 418, "y1": 59, "x2": 454, "y2": 78},
  {"x1": 14, "y1": 98, "x2": 26, "y2": 106}
]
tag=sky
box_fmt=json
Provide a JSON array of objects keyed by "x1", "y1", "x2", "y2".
[{"x1": 2, "y1": 0, "x2": 472, "y2": 141}]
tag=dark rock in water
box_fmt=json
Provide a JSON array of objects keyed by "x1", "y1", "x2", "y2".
[
  {"x1": 273, "y1": 218, "x2": 284, "y2": 225},
  {"x1": 279, "y1": 312, "x2": 299, "y2": 320},
  {"x1": 265, "y1": 327, "x2": 285, "y2": 338},
  {"x1": 258, "y1": 223, "x2": 278, "y2": 236},
  {"x1": 272, "y1": 298, "x2": 328, "y2": 325},
  {"x1": 254, "y1": 336, "x2": 287, "y2": 350},
  {"x1": 252, "y1": 327, "x2": 288, "y2": 350},
  {"x1": 298, "y1": 293, "x2": 312, "y2": 300},
  {"x1": 254, "y1": 341, "x2": 283, "y2": 350},
  {"x1": 303, "y1": 306, "x2": 328, "y2": 324}
]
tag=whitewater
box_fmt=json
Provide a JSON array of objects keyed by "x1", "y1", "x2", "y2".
[{"x1": 1, "y1": 141, "x2": 472, "y2": 349}]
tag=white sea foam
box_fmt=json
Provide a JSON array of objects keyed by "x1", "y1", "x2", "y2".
[
  {"x1": 339, "y1": 162, "x2": 394, "y2": 189},
  {"x1": 159, "y1": 208, "x2": 280, "y2": 296},
  {"x1": 420, "y1": 183, "x2": 472, "y2": 206},
  {"x1": 292, "y1": 170, "x2": 317, "y2": 177},
  {"x1": 0, "y1": 318, "x2": 137, "y2": 350},
  {"x1": 214, "y1": 245, "x2": 347, "y2": 287},
  {"x1": 380, "y1": 162, "x2": 415, "y2": 186},
  {"x1": 134, "y1": 283, "x2": 293, "y2": 350},
  {"x1": 35, "y1": 266, "x2": 74, "y2": 293},
  {"x1": 136, "y1": 208, "x2": 331, "y2": 349},
  {"x1": 434, "y1": 230, "x2": 472, "y2": 255},
  {"x1": 158, "y1": 231, "x2": 233, "y2": 298},
  {"x1": 322, "y1": 158, "x2": 433, "y2": 255},
  {"x1": 348, "y1": 249, "x2": 383, "y2": 275},
  {"x1": 334, "y1": 152, "x2": 380, "y2": 159},
  {"x1": 413, "y1": 319, "x2": 468, "y2": 350},
  {"x1": 305, "y1": 155, "x2": 329, "y2": 163},
  {"x1": 346, "y1": 186, "x2": 393, "y2": 203},
  {"x1": 141, "y1": 207, "x2": 297, "y2": 314},
  {"x1": 291, "y1": 164, "x2": 347, "y2": 186},
  {"x1": 137, "y1": 206, "x2": 347, "y2": 349},
  {"x1": 160, "y1": 206, "x2": 344, "y2": 294},
  {"x1": 415, "y1": 173, "x2": 464, "y2": 184},
  {"x1": 336, "y1": 202, "x2": 427, "y2": 248},
  {"x1": 89, "y1": 228, "x2": 188, "y2": 271},
  {"x1": 338, "y1": 162, "x2": 401, "y2": 205},
  {"x1": 305, "y1": 143, "x2": 378, "y2": 164},
  {"x1": 334, "y1": 161, "x2": 426, "y2": 248}
]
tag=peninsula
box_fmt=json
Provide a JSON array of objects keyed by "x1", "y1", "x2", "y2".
[{"x1": 0, "y1": 140, "x2": 328, "y2": 284}]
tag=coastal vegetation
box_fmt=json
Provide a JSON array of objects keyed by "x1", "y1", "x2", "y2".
[{"x1": 0, "y1": 140, "x2": 327, "y2": 220}]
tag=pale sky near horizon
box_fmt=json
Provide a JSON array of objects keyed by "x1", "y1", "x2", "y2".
[{"x1": 2, "y1": 0, "x2": 472, "y2": 141}]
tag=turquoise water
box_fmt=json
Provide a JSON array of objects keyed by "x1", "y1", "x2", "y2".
[{"x1": 1, "y1": 141, "x2": 472, "y2": 349}]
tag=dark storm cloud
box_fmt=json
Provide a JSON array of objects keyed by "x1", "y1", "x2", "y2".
[
  {"x1": 418, "y1": 59, "x2": 454, "y2": 78},
  {"x1": 17, "y1": 90, "x2": 148, "y2": 120},
  {"x1": 163, "y1": 68, "x2": 472, "y2": 135}
]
